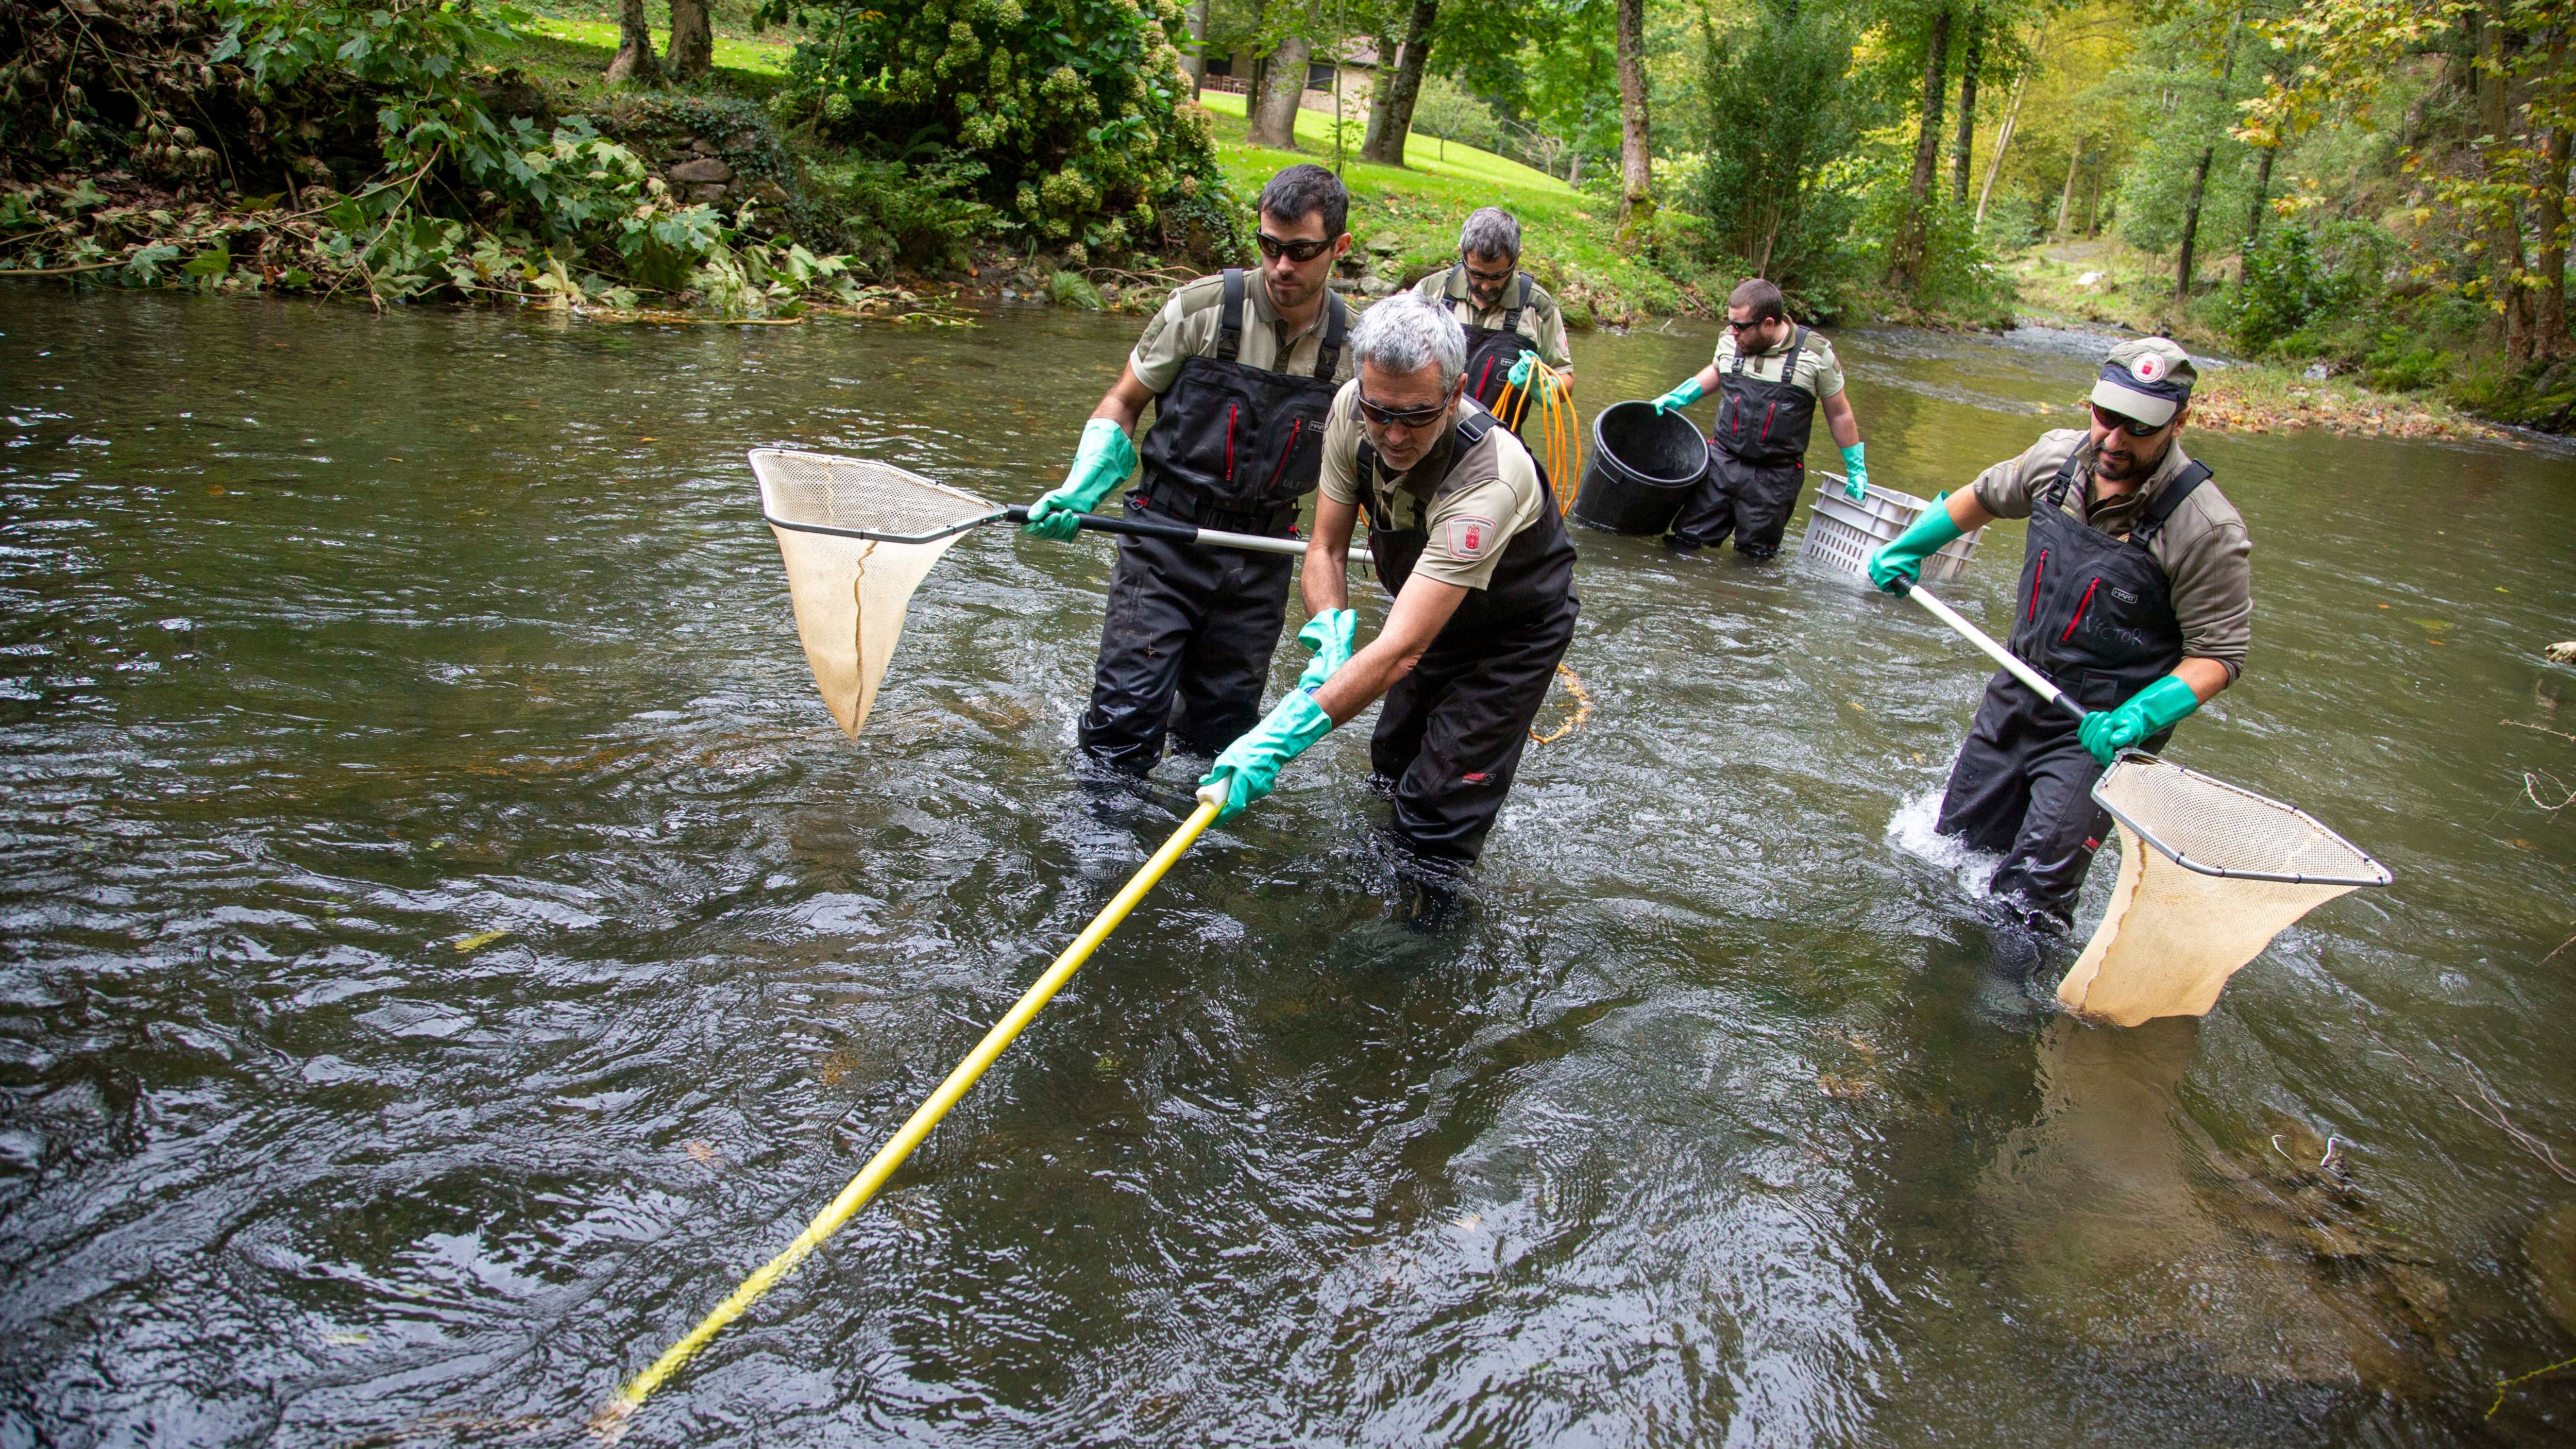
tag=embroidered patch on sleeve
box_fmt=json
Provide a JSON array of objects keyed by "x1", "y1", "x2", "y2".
[{"x1": 1446, "y1": 514, "x2": 1498, "y2": 559}]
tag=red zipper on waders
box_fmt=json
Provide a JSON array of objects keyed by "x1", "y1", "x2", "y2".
[
  {"x1": 2061, "y1": 578, "x2": 2101, "y2": 642},
  {"x1": 1224, "y1": 403, "x2": 1239, "y2": 481},
  {"x1": 1760, "y1": 402, "x2": 1778, "y2": 441},
  {"x1": 1265, "y1": 417, "x2": 1306, "y2": 492},
  {"x1": 2028, "y1": 549, "x2": 2047, "y2": 620}
]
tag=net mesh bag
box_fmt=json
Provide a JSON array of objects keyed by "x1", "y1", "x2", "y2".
[
  {"x1": 750, "y1": 449, "x2": 999, "y2": 737},
  {"x1": 2057, "y1": 755, "x2": 2391, "y2": 1026}
]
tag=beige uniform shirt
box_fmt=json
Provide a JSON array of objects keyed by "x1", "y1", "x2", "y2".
[
  {"x1": 1710, "y1": 325, "x2": 1846, "y2": 398},
  {"x1": 1317, "y1": 385, "x2": 1549, "y2": 592},
  {"x1": 1410, "y1": 266, "x2": 1574, "y2": 370},
  {"x1": 1970, "y1": 428, "x2": 2252, "y2": 678},
  {"x1": 1129, "y1": 272, "x2": 1355, "y2": 393}
]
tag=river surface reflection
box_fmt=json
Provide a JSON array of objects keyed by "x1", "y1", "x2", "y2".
[{"x1": 3, "y1": 285, "x2": 2573, "y2": 1444}]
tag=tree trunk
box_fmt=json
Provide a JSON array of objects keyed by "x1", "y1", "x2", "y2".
[
  {"x1": 666, "y1": 0, "x2": 713, "y2": 81},
  {"x1": 1890, "y1": 6, "x2": 1951, "y2": 288},
  {"x1": 2175, "y1": 145, "x2": 2214, "y2": 299},
  {"x1": 2242, "y1": 145, "x2": 2275, "y2": 251},
  {"x1": 1187, "y1": 0, "x2": 1209, "y2": 97},
  {"x1": 1975, "y1": 31, "x2": 2036, "y2": 233},
  {"x1": 2174, "y1": 6, "x2": 2241, "y2": 301},
  {"x1": 1951, "y1": 5, "x2": 1984, "y2": 205},
  {"x1": 1614, "y1": 0, "x2": 1654, "y2": 247},
  {"x1": 2538, "y1": 126, "x2": 2571, "y2": 357},
  {"x1": 606, "y1": 0, "x2": 663, "y2": 86},
  {"x1": 1248, "y1": 35, "x2": 1311, "y2": 149},
  {"x1": 2055, "y1": 141, "x2": 2081, "y2": 237},
  {"x1": 2477, "y1": 0, "x2": 2535, "y2": 362},
  {"x1": 1362, "y1": 1, "x2": 1438, "y2": 165}
]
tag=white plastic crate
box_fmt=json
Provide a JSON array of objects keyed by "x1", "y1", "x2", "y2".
[{"x1": 1798, "y1": 474, "x2": 1983, "y2": 585}]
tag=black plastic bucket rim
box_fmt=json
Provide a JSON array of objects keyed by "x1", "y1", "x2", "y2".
[{"x1": 1589, "y1": 400, "x2": 1707, "y2": 487}]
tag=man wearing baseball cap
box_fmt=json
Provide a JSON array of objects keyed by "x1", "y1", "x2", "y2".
[{"x1": 1865, "y1": 336, "x2": 2251, "y2": 933}]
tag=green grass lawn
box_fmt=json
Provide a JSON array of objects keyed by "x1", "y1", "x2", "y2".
[
  {"x1": 512, "y1": 13, "x2": 795, "y2": 76},
  {"x1": 1196, "y1": 99, "x2": 1699, "y2": 324},
  {"x1": 1190, "y1": 90, "x2": 1570, "y2": 195}
]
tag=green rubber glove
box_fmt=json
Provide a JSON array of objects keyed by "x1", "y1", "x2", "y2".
[
  {"x1": 2078, "y1": 674, "x2": 2202, "y2": 766},
  {"x1": 1024, "y1": 418, "x2": 1137, "y2": 542},
  {"x1": 1198, "y1": 689, "x2": 1335, "y2": 821},
  {"x1": 1840, "y1": 441, "x2": 1870, "y2": 501},
  {"x1": 1867, "y1": 500, "x2": 1965, "y2": 592},
  {"x1": 1294, "y1": 608, "x2": 1357, "y2": 693},
  {"x1": 1505, "y1": 351, "x2": 1541, "y2": 391},
  {"x1": 1652, "y1": 376, "x2": 1706, "y2": 415}
]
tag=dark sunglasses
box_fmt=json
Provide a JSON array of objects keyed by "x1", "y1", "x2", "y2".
[
  {"x1": 1461, "y1": 258, "x2": 1515, "y2": 284},
  {"x1": 1356, "y1": 388, "x2": 1449, "y2": 429},
  {"x1": 2089, "y1": 401, "x2": 2167, "y2": 437},
  {"x1": 1725, "y1": 316, "x2": 1772, "y2": 333},
  {"x1": 1255, "y1": 232, "x2": 1336, "y2": 263}
]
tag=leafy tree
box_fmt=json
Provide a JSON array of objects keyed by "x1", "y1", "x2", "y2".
[
  {"x1": 767, "y1": 0, "x2": 1238, "y2": 261},
  {"x1": 1410, "y1": 72, "x2": 1500, "y2": 159},
  {"x1": 1692, "y1": 0, "x2": 1872, "y2": 288}
]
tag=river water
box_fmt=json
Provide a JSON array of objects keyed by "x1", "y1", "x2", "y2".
[{"x1": 3, "y1": 285, "x2": 2573, "y2": 1446}]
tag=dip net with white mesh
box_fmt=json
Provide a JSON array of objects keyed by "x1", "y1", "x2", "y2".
[
  {"x1": 2058, "y1": 753, "x2": 2393, "y2": 1025},
  {"x1": 752, "y1": 448, "x2": 1005, "y2": 736}
]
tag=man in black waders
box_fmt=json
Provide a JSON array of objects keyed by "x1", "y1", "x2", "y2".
[
  {"x1": 1650, "y1": 278, "x2": 1871, "y2": 558},
  {"x1": 1022, "y1": 165, "x2": 1354, "y2": 773},
  {"x1": 1194, "y1": 291, "x2": 1578, "y2": 883},
  {"x1": 1406, "y1": 206, "x2": 1574, "y2": 430},
  {"x1": 1868, "y1": 338, "x2": 2252, "y2": 933}
]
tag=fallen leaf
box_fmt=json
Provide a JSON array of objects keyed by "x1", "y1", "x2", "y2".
[
  {"x1": 685, "y1": 1140, "x2": 719, "y2": 1164},
  {"x1": 453, "y1": 928, "x2": 508, "y2": 952}
]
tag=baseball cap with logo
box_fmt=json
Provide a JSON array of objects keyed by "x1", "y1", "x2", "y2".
[{"x1": 2090, "y1": 336, "x2": 2197, "y2": 428}]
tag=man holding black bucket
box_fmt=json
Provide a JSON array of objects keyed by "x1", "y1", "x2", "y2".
[
  {"x1": 1650, "y1": 278, "x2": 1870, "y2": 559},
  {"x1": 1022, "y1": 164, "x2": 1355, "y2": 775},
  {"x1": 1867, "y1": 337, "x2": 2252, "y2": 934}
]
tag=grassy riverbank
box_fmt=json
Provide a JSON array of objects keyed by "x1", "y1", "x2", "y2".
[{"x1": 2010, "y1": 239, "x2": 2538, "y2": 443}]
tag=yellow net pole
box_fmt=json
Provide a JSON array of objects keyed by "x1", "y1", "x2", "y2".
[{"x1": 595, "y1": 795, "x2": 1226, "y2": 1433}]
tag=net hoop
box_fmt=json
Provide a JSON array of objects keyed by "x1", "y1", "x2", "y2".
[
  {"x1": 2091, "y1": 752, "x2": 2393, "y2": 888},
  {"x1": 753, "y1": 447, "x2": 1004, "y2": 545}
]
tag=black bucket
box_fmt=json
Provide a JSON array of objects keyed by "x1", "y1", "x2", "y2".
[{"x1": 1572, "y1": 401, "x2": 1706, "y2": 534}]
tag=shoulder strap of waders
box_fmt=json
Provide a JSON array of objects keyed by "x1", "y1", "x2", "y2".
[
  {"x1": 1355, "y1": 434, "x2": 1391, "y2": 528},
  {"x1": 2133, "y1": 460, "x2": 2212, "y2": 547},
  {"x1": 1219, "y1": 268, "x2": 1246, "y2": 363},
  {"x1": 1502, "y1": 274, "x2": 1529, "y2": 335},
  {"x1": 2044, "y1": 446, "x2": 2083, "y2": 509},
  {"x1": 1780, "y1": 327, "x2": 1807, "y2": 391},
  {"x1": 1315, "y1": 291, "x2": 1348, "y2": 380}
]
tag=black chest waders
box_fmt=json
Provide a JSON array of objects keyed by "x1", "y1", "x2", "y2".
[
  {"x1": 1449, "y1": 266, "x2": 1539, "y2": 432},
  {"x1": 1351, "y1": 409, "x2": 1580, "y2": 867},
  {"x1": 1078, "y1": 274, "x2": 1350, "y2": 773},
  {"x1": 1670, "y1": 328, "x2": 1818, "y2": 558},
  {"x1": 1933, "y1": 452, "x2": 2214, "y2": 930}
]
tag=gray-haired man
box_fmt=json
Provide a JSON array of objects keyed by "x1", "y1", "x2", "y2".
[
  {"x1": 1197, "y1": 291, "x2": 1579, "y2": 870},
  {"x1": 1409, "y1": 206, "x2": 1574, "y2": 429}
]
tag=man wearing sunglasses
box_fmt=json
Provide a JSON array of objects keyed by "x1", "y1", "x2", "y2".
[
  {"x1": 1022, "y1": 163, "x2": 1355, "y2": 776},
  {"x1": 1651, "y1": 277, "x2": 1870, "y2": 559},
  {"x1": 1408, "y1": 207, "x2": 1573, "y2": 430},
  {"x1": 1195, "y1": 292, "x2": 1578, "y2": 881},
  {"x1": 1867, "y1": 336, "x2": 2252, "y2": 934}
]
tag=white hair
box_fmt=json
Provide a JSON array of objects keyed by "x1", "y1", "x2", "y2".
[
  {"x1": 1458, "y1": 206, "x2": 1521, "y2": 262},
  {"x1": 1352, "y1": 291, "x2": 1466, "y2": 390}
]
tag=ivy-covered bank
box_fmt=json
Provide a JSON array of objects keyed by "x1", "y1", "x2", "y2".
[{"x1": 0, "y1": 0, "x2": 1232, "y2": 315}]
